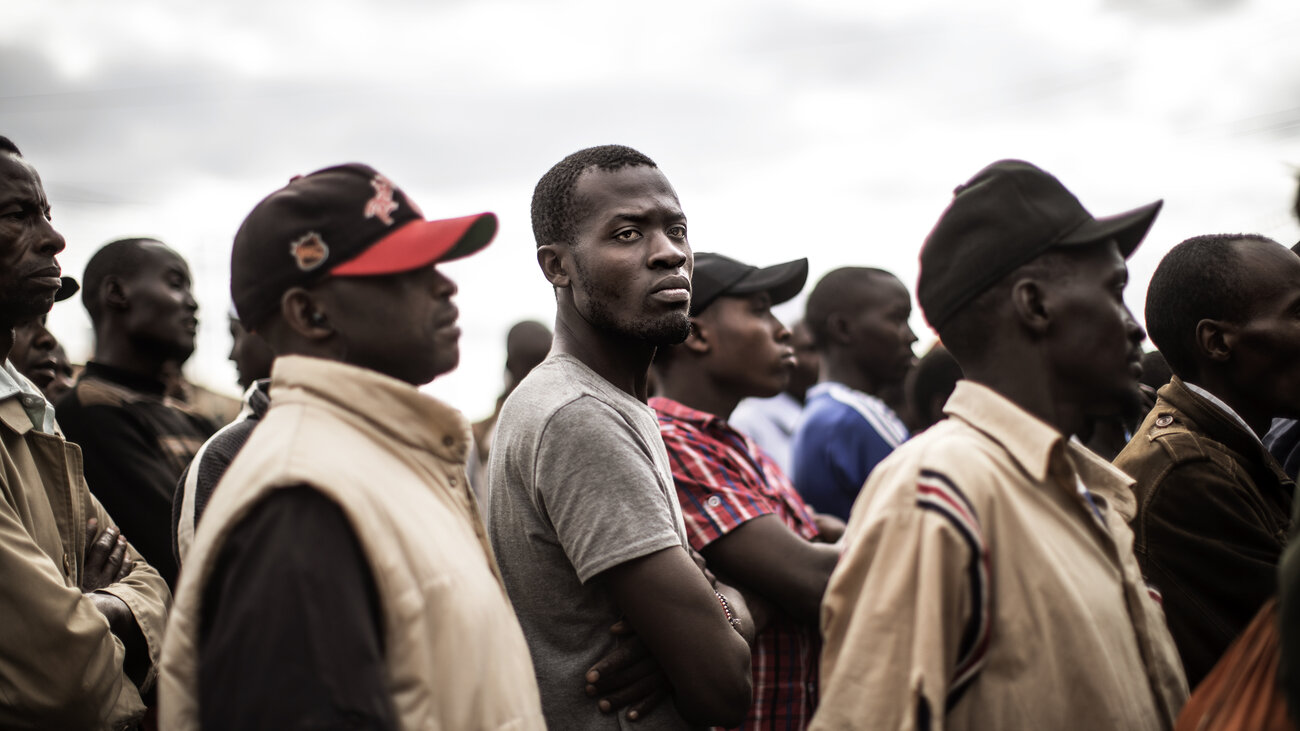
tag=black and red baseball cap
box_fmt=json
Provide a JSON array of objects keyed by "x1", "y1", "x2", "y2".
[{"x1": 231, "y1": 163, "x2": 497, "y2": 329}]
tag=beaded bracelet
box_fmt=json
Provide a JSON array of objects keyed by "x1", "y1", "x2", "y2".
[{"x1": 714, "y1": 591, "x2": 742, "y2": 631}]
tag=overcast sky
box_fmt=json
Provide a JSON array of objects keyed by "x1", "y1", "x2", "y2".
[{"x1": 5, "y1": 0, "x2": 1300, "y2": 419}]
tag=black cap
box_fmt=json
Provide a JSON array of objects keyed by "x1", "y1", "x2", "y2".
[
  {"x1": 54, "y1": 276, "x2": 78, "y2": 302},
  {"x1": 691, "y1": 253, "x2": 808, "y2": 317},
  {"x1": 918, "y1": 159, "x2": 1161, "y2": 332},
  {"x1": 231, "y1": 163, "x2": 496, "y2": 330}
]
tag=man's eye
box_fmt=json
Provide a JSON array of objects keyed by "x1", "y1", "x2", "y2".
[
  {"x1": 615, "y1": 229, "x2": 640, "y2": 241},
  {"x1": 668, "y1": 225, "x2": 687, "y2": 238}
]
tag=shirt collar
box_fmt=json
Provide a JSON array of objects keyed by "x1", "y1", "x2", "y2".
[
  {"x1": 649, "y1": 396, "x2": 722, "y2": 428},
  {"x1": 943, "y1": 380, "x2": 1139, "y2": 520},
  {"x1": 1182, "y1": 381, "x2": 1261, "y2": 445},
  {"x1": 267, "y1": 355, "x2": 470, "y2": 464},
  {"x1": 0, "y1": 360, "x2": 56, "y2": 434},
  {"x1": 943, "y1": 380, "x2": 1062, "y2": 483}
]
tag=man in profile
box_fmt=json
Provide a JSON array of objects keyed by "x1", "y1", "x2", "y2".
[
  {"x1": 791, "y1": 267, "x2": 917, "y2": 520},
  {"x1": 490, "y1": 145, "x2": 754, "y2": 729},
  {"x1": 1117, "y1": 233, "x2": 1299, "y2": 686},
  {"x1": 58, "y1": 237, "x2": 218, "y2": 587},
  {"x1": 651, "y1": 251, "x2": 842, "y2": 727},
  {"x1": 159, "y1": 163, "x2": 544, "y2": 729},
  {"x1": 812, "y1": 160, "x2": 1187, "y2": 730},
  {"x1": 0, "y1": 135, "x2": 170, "y2": 729},
  {"x1": 730, "y1": 318, "x2": 820, "y2": 475}
]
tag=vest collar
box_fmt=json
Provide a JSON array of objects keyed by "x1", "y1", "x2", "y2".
[{"x1": 267, "y1": 355, "x2": 469, "y2": 464}]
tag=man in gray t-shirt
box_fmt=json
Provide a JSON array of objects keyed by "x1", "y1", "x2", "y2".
[{"x1": 489, "y1": 145, "x2": 754, "y2": 730}]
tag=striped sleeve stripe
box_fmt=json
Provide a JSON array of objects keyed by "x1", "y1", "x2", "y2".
[{"x1": 915, "y1": 469, "x2": 990, "y2": 710}]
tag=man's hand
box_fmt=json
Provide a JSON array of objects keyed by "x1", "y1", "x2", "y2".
[
  {"x1": 812, "y1": 513, "x2": 847, "y2": 544},
  {"x1": 81, "y1": 518, "x2": 132, "y2": 593},
  {"x1": 585, "y1": 620, "x2": 671, "y2": 722}
]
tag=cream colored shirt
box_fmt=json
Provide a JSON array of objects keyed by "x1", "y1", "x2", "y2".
[{"x1": 812, "y1": 381, "x2": 1188, "y2": 731}]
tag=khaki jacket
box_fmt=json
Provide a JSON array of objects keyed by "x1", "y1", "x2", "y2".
[
  {"x1": 160, "y1": 356, "x2": 545, "y2": 730},
  {"x1": 0, "y1": 375, "x2": 171, "y2": 729},
  {"x1": 813, "y1": 381, "x2": 1188, "y2": 731},
  {"x1": 1115, "y1": 376, "x2": 1293, "y2": 687}
]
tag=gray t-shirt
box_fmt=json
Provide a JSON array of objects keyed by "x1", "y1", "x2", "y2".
[{"x1": 488, "y1": 354, "x2": 690, "y2": 731}]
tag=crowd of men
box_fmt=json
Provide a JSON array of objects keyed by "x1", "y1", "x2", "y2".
[{"x1": 4, "y1": 132, "x2": 1300, "y2": 730}]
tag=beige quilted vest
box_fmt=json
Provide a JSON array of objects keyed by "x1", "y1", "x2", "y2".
[{"x1": 159, "y1": 356, "x2": 544, "y2": 730}]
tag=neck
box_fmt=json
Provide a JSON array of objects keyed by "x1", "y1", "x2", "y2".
[
  {"x1": 551, "y1": 312, "x2": 655, "y2": 402},
  {"x1": 93, "y1": 333, "x2": 168, "y2": 381},
  {"x1": 963, "y1": 354, "x2": 1088, "y2": 439},
  {"x1": 657, "y1": 368, "x2": 741, "y2": 421},
  {"x1": 821, "y1": 350, "x2": 877, "y2": 395},
  {"x1": 1190, "y1": 373, "x2": 1270, "y2": 439}
]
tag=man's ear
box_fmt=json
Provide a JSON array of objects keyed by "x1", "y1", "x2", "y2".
[
  {"x1": 103, "y1": 276, "x2": 129, "y2": 312},
  {"x1": 683, "y1": 317, "x2": 710, "y2": 355},
  {"x1": 538, "y1": 243, "x2": 570, "y2": 288},
  {"x1": 1010, "y1": 278, "x2": 1050, "y2": 337},
  {"x1": 825, "y1": 311, "x2": 854, "y2": 346},
  {"x1": 279, "y1": 287, "x2": 333, "y2": 341},
  {"x1": 1195, "y1": 319, "x2": 1233, "y2": 364}
]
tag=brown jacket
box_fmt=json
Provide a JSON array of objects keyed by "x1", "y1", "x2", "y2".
[
  {"x1": 1115, "y1": 377, "x2": 1293, "y2": 688},
  {"x1": 0, "y1": 369, "x2": 171, "y2": 729}
]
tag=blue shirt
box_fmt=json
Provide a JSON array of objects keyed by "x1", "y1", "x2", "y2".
[{"x1": 791, "y1": 382, "x2": 909, "y2": 521}]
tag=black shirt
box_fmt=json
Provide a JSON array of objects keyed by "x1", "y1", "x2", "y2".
[
  {"x1": 199, "y1": 486, "x2": 398, "y2": 730},
  {"x1": 56, "y1": 361, "x2": 218, "y2": 587}
]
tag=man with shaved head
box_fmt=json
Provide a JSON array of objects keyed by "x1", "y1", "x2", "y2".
[
  {"x1": 57, "y1": 237, "x2": 218, "y2": 587},
  {"x1": 1117, "y1": 233, "x2": 1300, "y2": 687},
  {"x1": 791, "y1": 266, "x2": 917, "y2": 520}
]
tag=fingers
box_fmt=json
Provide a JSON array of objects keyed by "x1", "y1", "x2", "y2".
[
  {"x1": 105, "y1": 535, "x2": 128, "y2": 577},
  {"x1": 114, "y1": 555, "x2": 134, "y2": 583},
  {"x1": 592, "y1": 670, "x2": 669, "y2": 716},
  {"x1": 84, "y1": 518, "x2": 98, "y2": 549},
  {"x1": 85, "y1": 525, "x2": 120, "y2": 572},
  {"x1": 625, "y1": 685, "x2": 670, "y2": 722},
  {"x1": 587, "y1": 654, "x2": 658, "y2": 695},
  {"x1": 585, "y1": 633, "x2": 648, "y2": 688}
]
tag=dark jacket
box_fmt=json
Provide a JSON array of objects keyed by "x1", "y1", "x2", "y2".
[{"x1": 1114, "y1": 376, "x2": 1294, "y2": 688}]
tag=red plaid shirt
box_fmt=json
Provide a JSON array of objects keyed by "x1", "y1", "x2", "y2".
[{"x1": 650, "y1": 397, "x2": 822, "y2": 731}]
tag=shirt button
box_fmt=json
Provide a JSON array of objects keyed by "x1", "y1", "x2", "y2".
[
  {"x1": 1155, "y1": 415, "x2": 1174, "y2": 427},
  {"x1": 706, "y1": 495, "x2": 722, "y2": 508},
  {"x1": 449, "y1": 478, "x2": 457, "y2": 486},
  {"x1": 62, "y1": 553, "x2": 71, "y2": 576}
]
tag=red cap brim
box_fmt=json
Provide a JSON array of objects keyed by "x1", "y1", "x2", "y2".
[{"x1": 330, "y1": 212, "x2": 497, "y2": 277}]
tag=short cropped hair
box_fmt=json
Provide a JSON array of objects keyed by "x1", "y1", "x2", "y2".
[
  {"x1": 804, "y1": 267, "x2": 895, "y2": 350},
  {"x1": 531, "y1": 145, "x2": 657, "y2": 248},
  {"x1": 0, "y1": 136, "x2": 21, "y2": 156},
  {"x1": 1145, "y1": 234, "x2": 1275, "y2": 380},
  {"x1": 81, "y1": 237, "x2": 165, "y2": 324}
]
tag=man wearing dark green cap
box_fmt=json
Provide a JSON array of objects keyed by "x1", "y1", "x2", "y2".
[{"x1": 812, "y1": 160, "x2": 1188, "y2": 730}]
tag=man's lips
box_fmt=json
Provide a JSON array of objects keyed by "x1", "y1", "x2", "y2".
[
  {"x1": 651, "y1": 276, "x2": 691, "y2": 304},
  {"x1": 27, "y1": 266, "x2": 62, "y2": 291}
]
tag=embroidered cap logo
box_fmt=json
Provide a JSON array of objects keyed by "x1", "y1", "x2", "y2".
[
  {"x1": 364, "y1": 174, "x2": 400, "y2": 226},
  {"x1": 290, "y1": 232, "x2": 330, "y2": 271}
]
